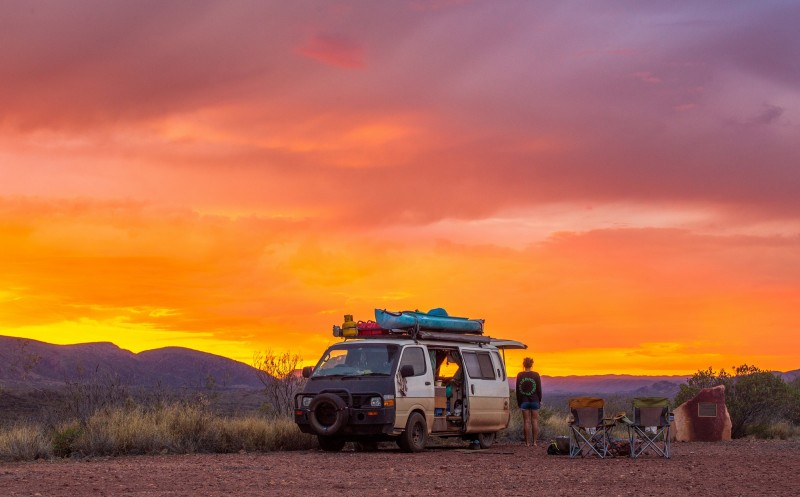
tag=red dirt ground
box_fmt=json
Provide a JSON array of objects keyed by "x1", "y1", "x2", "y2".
[{"x1": 2, "y1": 439, "x2": 799, "y2": 497}]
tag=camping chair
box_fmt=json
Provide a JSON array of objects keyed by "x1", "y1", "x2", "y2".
[
  {"x1": 627, "y1": 397, "x2": 671, "y2": 458},
  {"x1": 568, "y1": 397, "x2": 613, "y2": 458}
]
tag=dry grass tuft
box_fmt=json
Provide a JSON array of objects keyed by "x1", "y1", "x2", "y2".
[
  {"x1": 500, "y1": 405, "x2": 569, "y2": 443},
  {"x1": 218, "y1": 416, "x2": 317, "y2": 452},
  {"x1": 71, "y1": 402, "x2": 317, "y2": 456},
  {"x1": 0, "y1": 400, "x2": 317, "y2": 461},
  {"x1": 0, "y1": 424, "x2": 52, "y2": 461},
  {"x1": 746, "y1": 420, "x2": 800, "y2": 440},
  {"x1": 78, "y1": 406, "x2": 165, "y2": 455}
]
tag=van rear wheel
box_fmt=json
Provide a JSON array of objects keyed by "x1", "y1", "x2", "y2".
[
  {"x1": 397, "y1": 412, "x2": 427, "y2": 452},
  {"x1": 477, "y1": 432, "x2": 496, "y2": 449}
]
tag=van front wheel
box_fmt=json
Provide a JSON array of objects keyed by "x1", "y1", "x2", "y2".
[
  {"x1": 317, "y1": 436, "x2": 346, "y2": 452},
  {"x1": 397, "y1": 412, "x2": 427, "y2": 452}
]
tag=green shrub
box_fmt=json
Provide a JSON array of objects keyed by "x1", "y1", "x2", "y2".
[{"x1": 52, "y1": 423, "x2": 82, "y2": 457}]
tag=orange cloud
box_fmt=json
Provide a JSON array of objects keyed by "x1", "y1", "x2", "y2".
[{"x1": 2, "y1": 196, "x2": 800, "y2": 374}]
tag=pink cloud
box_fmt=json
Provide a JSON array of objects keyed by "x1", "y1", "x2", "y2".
[
  {"x1": 631, "y1": 71, "x2": 661, "y2": 84},
  {"x1": 0, "y1": 1, "x2": 798, "y2": 227},
  {"x1": 674, "y1": 103, "x2": 698, "y2": 112},
  {"x1": 296, "y1": 33, "x2": 365, "y2": 69}
]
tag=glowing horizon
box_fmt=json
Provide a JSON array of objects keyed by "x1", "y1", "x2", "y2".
[{"x1": 2, "y1": 1, "x2": 799, "y2": 377}]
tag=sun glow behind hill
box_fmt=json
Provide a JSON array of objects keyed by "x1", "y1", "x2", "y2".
[{"x1": 2, "y1": 199, "x2": 798, "y2": 376}]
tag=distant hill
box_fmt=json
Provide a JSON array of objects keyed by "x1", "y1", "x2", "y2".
[
  {"x1": 508, "y1": 374, "x2": 691, "y2": 397},
  {"x1": 778, "y1": 369, "x2": 800, "y2": 382},
  {"x1": 3, "y1": 335, "x2": 796, "y2": 397},
  {"x1": 0, "y1": 335, "x2": 264, "y2": 390},
  {"x1": 507, "y1": 369, "x2": 800, "y2": 398}
]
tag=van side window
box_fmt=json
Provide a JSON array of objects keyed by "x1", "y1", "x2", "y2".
[
  {"x1": 463, "y1": 351, "x2": 496, "y2": 380},
  {"x1": 491, "y1": 351, "x2": 506, "y2": 381},
  {"x1": 399, "y1": 347, "x2": 427, "y2": 377}
]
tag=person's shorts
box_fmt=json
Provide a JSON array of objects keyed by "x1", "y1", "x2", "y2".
[{"x1": 520, "y1": 401, "x2": 540, "y2": 410}]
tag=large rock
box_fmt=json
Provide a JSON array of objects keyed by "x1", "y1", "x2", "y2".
[{"x1": 672, "y1": 385, "x2": 732, "y2": 441}]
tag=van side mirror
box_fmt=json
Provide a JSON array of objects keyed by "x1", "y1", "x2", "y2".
[
  {"x1": 302, "y1": 366, "x2": 314, "y2": 378},
  {"x1": 399, "y1": 365, "x2": 414, "y2": 378}
]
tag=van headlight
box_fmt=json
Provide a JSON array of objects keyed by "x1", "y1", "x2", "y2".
[
  {"x1": 369, "y1": 396, "x2": 383, "y2": 407},
  {"x1": 298, "y1": 396, "x2": 313, "y2": 408}
]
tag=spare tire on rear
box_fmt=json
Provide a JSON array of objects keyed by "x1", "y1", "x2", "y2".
[{"x1": 308, "y1": 393, "x2": 349, "y2": 436}]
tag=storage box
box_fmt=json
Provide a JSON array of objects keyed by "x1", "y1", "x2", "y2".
[
  {"x1": 433, "y1": 417, "x2": 448, "y2": 431},
  {"x1": 435, "y1": 386, "x2": 447, "y2": 409}
]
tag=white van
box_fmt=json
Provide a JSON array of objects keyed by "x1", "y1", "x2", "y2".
[{"x1": 294, "y1": 334, "x2": 526, "y2": 452}]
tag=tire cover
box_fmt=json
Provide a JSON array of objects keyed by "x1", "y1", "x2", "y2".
[{"x1": 308, "y1": 393, "x2": 349, "y2": 436}]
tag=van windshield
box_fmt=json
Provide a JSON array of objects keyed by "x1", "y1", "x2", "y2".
[{"x1": 312, "y1": 343, "x2": 401, "y2": 377}]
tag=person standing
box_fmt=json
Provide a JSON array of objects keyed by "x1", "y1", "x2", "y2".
[{"x1": 516, "y1": 357, "x2": 542, "y2": 447}]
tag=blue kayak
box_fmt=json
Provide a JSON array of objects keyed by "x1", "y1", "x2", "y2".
[{"x1": 375, "y1": 308, "x2": 484, "y2": 334}]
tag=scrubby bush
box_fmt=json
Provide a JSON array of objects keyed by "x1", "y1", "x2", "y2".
[
  {"x1": 788, "y1": 377, "x2": 800, "y2": 425},
  {"x1": 253, "y1": 350, "x2": 306, "y2": 418}
]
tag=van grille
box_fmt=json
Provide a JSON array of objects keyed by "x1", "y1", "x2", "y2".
[{"x1": 317, "y1": 391, "x2": 376, "y2": 408}]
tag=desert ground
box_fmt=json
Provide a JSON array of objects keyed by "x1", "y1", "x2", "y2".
[{"x1": 2, "y1": 439, "x2": 798, "y2": 497}]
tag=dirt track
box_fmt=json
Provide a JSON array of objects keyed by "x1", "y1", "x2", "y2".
[{"x1": 2, "y1": 439, "x2": 799, "y2": 497}]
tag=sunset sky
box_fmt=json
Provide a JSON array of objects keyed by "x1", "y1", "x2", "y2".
[{"x1": 1, "y1": 1, "x2": 799, "y2": 376}]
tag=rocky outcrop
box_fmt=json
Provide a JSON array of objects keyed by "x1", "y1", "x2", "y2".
[{"x1": 672, "y1": 385, "x2": 732, "y2": 442}]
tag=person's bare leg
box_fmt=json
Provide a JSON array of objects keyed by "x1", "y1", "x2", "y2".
[
  {"x1": 522, "y1": 410, "x2": 531, "y2": 446},
  {"x1": 531, "y1": 410, "x2": 540, "y2": 446}
]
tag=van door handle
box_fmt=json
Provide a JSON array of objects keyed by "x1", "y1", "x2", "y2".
[
  {"x1": 425, "y1": 381, "x2": 431, "y2": 385},
  {"x1": 471, "y1": 384, "x2": 475, "y2": 394}
]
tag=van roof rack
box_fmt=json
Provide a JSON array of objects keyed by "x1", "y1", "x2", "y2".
[
  {"x1": 416, "y1": 330, "x2": 490, "y2": 344},
  {"x1": 343, "y1": 328, "x2": 526, "y2": 349}
]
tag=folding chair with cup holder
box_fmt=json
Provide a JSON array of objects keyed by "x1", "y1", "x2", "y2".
[
  {"x1": 627, "y1": 397, "x2": 671, "y2": 458},
  {"x1": 568, "y1": 397, "x2": 612, "y2": 458}
]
